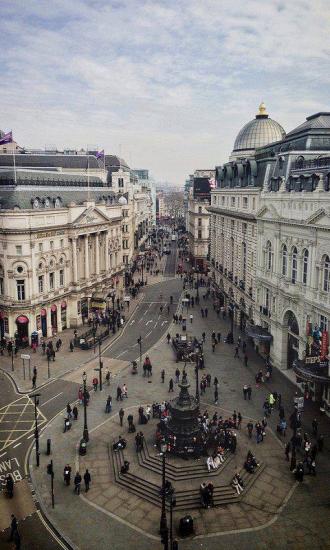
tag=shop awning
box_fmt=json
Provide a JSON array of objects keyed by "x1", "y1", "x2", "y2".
[
  {"x1": 293, "y1": 359, "x2": 330, "y2": 383},
  {"x1": 246, "y1": 324, "x2": 273, "y2": 342}
]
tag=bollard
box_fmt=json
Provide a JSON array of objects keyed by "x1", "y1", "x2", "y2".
[{"x1": 46, "y1": 438, "x2": 51, "y2": 455}]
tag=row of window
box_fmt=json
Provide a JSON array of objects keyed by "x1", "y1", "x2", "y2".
[
  {"x1": 265, "y1": 242, "x2": 330, "y2": 290},
  {"x1": 212, "y1": 216, "x2": 256, "y2": 237},
  {"x1": 212, "y1": 195, "x2": 256, "y2": 210}
]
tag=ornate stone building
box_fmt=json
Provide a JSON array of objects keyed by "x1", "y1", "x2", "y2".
[
  {"x1": 254, "y1": 113, "x2": 330, "y2": 411},
  {"x1": 209, "y1": 104, "x2": 285, "y2": 329},
  {"x1": 187, "y1": 172, "x2": 214, "y2": 272}
]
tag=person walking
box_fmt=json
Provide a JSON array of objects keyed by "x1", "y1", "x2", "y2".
[
  {"x1": 105, "y1": 396, "x2": 112, "y2": 413},
  {"x1": 285, "y1": 441, "x2": 291, "y2": 461},
  {"x1": 66, "y1": 403, "x2": 72, "y2": 418},
  {"x1": 247, "y1": 385, "x2": 252, "y2": 400},
  {"x1": 214, "y1": 388, "x2": 218, "y2": 405},
  {"x1": 83, "y1": 469, "x2": 91, "y2": 492},
  {"x1": 116, "y1": 386, "x2": 122, "y2": 401},
  {"x1": 237, "y1": 411, "x2": 242, "y2": 429},
  {"x1": 122, "y1": 384, "x2": 128, "y2": 398},
  {"x1": 175, "y1": 368, "x2": 180, "y2": 383},
  {"x1": 105, "y1": 370, "x2": 111, "y2": 386},
  {"x1": 92, "y1": 376, "x2": 98, "y2": 392},
  {"x1": 206, "y1": 373, "x2": 211, "y2": 387},
  {"x1": 217, "y1": 332, "x2": 221, "y2": 344},
  {"x1": 234, "y1": 346, "x2": 239, "y2": 358},
  {"x1": 8, "y1": 514, "x2": 18, "y2": 542},
  {"x1": 205, "y1": 307, "x2": 208, "y2": 318},
  {"x1": 63, "y1": 464, "x2": 71, "y2": 486},
  {"x1": 212, "y1": 341, "x2": 216, "y2": 353},
  {"x1": 32, "y1": 374, "x2": 37, "y2": 390},
  {"x1": 166, "y1": 333, "x2": 171, "y2": 344},
  {"x1": 169, "y1": 378, "x2": 174, "y2": 392},
  {"x1": 312, "y1": 418, "x2": 318, "y2": 436},
  {"x1": 189, "y1": 313, "x2": 193, "y2": 323},
  {"x1": 161, "y1": 369, "x2": 165, "y2": 383},
  {"x1": 243, "y1": 384, "x2": 248, "y2": 400},
  {"x1": 119, "y1": 408, "x2": 124, "y2": 426},
  {"x1": 74, "y1": 472, "x2": 82, "y2": 495},
  {"x1": 72, "y1": 405, "x2": 78, "y2": 420},
  {"x1": 244, "y1": 353, "x2": 248, "y2": 367}
]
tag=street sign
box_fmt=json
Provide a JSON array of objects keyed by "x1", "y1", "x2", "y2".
[{"x1": 21, "y1": 354, "x2": 30, "y2": 360}]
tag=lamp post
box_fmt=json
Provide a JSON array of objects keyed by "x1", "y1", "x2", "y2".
[
  {"x1": 195, "y1": 348, "x2": 200, "y2": 402},
  {"x1": 11, "y1": 346, "x2": 14, "y2": 372},
  {"x1": 108, "y1": 289, "x2": 116, "y2": 334},
  {"x1": 160, "y1": 439, "x2": 169, "y2": 549},
  {"x1": 168, "y1": 492, "x2": 177, "y2": 550},
  {"x1": 82, "y1": 371, "x2": 89, "y2": 442},
  {"x1": 30, "y1": 392, "x2": 41, "y2": 467}
]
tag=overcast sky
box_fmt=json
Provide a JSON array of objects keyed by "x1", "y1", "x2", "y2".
[{"x1": 1, "y1": 0, "x2": 329, "y2": 186}]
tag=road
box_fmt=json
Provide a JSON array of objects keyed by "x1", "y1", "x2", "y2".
[{"x1": 0, "y1": 246, "x2": 179, "y2": 549}]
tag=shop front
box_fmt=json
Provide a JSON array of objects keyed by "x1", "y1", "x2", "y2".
[
  {"x1": 61, "y1": 301, "x2": 67, "y2": 329},
  {"x1": 51, "y1": 304, "x2": 57, "y2": 335},
  {"x1": 15, "y1": 315, "x2": 29, "y2": 347},
  {"x1": 246, "y1": 323, "x2": 273, "y2": 357},
  {"x1": 40, "y1": 308, "x2": 47, "y2": 337}
]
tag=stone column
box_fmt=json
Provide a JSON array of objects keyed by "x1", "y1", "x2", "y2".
[
  {"x1": 105, "y1": 232, "x2": 109, "y2": 272},
  {"x1": 72, "y1": 238, "x2": 78, "y2": 284},
  {"x1": 84, "y1": 235, "x2": 89, "y2": 279},
  {"x1": 46, "y1": 307, "x2": 52, "y2": 338},
  {"x1": 95, "y1": 233, "x2": 100, "y2": 275}
]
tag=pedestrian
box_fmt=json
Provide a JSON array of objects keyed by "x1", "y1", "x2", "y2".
[
  {"x1": 83, "y1": 469, "x2": 91, "y2": 492},
  {"x1": 214, "y1": 376, "x2": 219, "y2": 389},
  {"x1": 74, "y1": 471, "x2": 82, "y2": 495},
  {"x1": 175, "y1": 368, "x2": 180, "y2": 383},
  {"x1": 237, "y1": 412, "x2": 242, "y2": 429},
  {"x1": 242, "y1": 341, "x2": 246, "y2": 353},
  {"x1": 243, "y1": 384, "x2": 248, "y2": 400},
  {"x1": 217, "y1": 332, "x2": 221, "y2": 344},
  {"x1": 122, "y1": 384, "x2": 128, "y2": 398},
  {"x1": 169, "y1": 378, "x2": 174, "y2": 392},
  {"x1": 63, "y1": 464, "x2": 71, "y2": 486},
  {"x1": 285, "y1": 441, "x2": 290, "y2": 461},
  {"x1": 206, "y1": 373, "x2": 211, "y2": 387},
  {"x1": 201, "y1": 308, "x2": 204, "y2": 318},
  {"x1": 166, "y1": 333, "x2": 171, "y2": 344},
  {"x1": 42, "y1": 341, "x2": 46, "y2": 355},
  {"x1": 8, "y1": 514, "x2": 18, "y2": 542},
  {"x1": 214, "y1": 388, "x2": 218, "y2": 405},
  {"x1": 290, "y1": 448, "x2": 297, "y2": 472},
  {"x1": 244, "y1": 354, "x2": 248, "y2": 367},
  {"x1": 105, "y1": 396, "x2": 112, "y2": 413},
  {"x1": 32, "y1": 374, "x2": 37, "y2": 390},
  {"x1": 312, "y1": 418, "x2": 318, "y2": 436},
  {"x1": 92, "y1": 376, "x2": 98, "y2": 392},
  {"x1": 202, "y1": 332, "x2": 206, "y2": 343},
  {"x1": 116, "y1": 386, "x2": 122, "y2": 401},
  {"x1": 66, "y1": 403, "x2": 72, "y2": 418},
  {"x1": 234, "y1": 346, "x2": 239, "y2": 358},
  {"x1": 119, "y1": 407, "x2": 124, "y2": 426},
  {"x1": 161, "y1": 369, "x2": 165, "y2": 383},
  {"x1": 212, "y1": 341, "x2": 215, "y2": 353},
  {"x1": 189, "y1": 314, "x2": 193, "y2": 323},
  {"x1": 52, "y1": 348, "x2": 56, "y2": 361},
  {"x1": 105, "y1": 370, "x2": 111, "y2": 386},
  {"x1": 70, "y1": 340, "x2": 74, "y2": 352},
  {"x1": 247, "y1": 385, "x2": 252, "y2": 400},
  {"x1": 72, "y1": 405, "x2": 78, "y2": 420},
  {"x1": 205, "y1": 307, "x2": 208, "y2": 317},
  {"x1": 78, "y1": 387, "x2": 83, "y2": 405},
  {"x1": 247, "y1": 421, "x2": 253, "y2": 439}
]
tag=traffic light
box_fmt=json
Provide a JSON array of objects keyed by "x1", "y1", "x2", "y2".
[{"x1": 47, "y1": 462, "x2": 53, "y2": 476}]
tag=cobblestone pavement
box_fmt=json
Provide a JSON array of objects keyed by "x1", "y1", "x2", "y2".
[{"x1": 29, "y1": 281, "x2": 330, "y2": 550}]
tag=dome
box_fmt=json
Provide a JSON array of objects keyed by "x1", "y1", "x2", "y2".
[
  {"x1": 118, "y1": 195, "x2": 127, "y2": 206},
  {"x1": 232, "y1": 103, "x2": 285, "y2": 159}
]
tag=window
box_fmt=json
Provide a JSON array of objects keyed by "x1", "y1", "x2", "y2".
[
  {"x1": 266, "y1": 241, "x2": 272, "y2": 271},
  {"x1": 123, "y1": 255, "x2": 129, "y2": 265},
  {"x1": 323, "y1": 255, "x2": 330, "y2": 292},
  {"x1": 49, "y1": 272, "x2": 55, "y2": 289},
  {"x1": 320, "y1": 315, "x2": 328, "y2": 332},
  {"x1": 118, "y1": 178, "x2": 124, "y2": 188},
  {"x1": 242, "y1": 223, "x2": 247, "y2": 233},
  {"x1": 243, "y1": 197, "x2": 248, "y2": 208},
  {"x1": 222, "y1": 196, "x2": 225, "y2": 205},
  {"x1": 231, "y1": 220, "x2": 235, "y2": 230},
  {"x1": 60, "y1": 239, "x2": 64, "y2": 248},
  {"x1": 291, "y1": 247, "x2": 297, "y2": 284},
  {"x1": 302, "y1": 250, "x2": 309, "y2": 285},
  {"x1": 59, "y1": 269, "x2": 64, "y2": 287},
  {"x1": 17, "y1": 280, "x2": 25, "y2": 301},
  {"x1": 16, "y1": 245, "x2": 22, "y2": 255},
  {"x1": 198, "y1": 218, "x2": 202, "y2": 227},
  {"x1": 39, "y1": 243, "x2": 43, "y2": 252},
  {"x1": 198, "y1": 230, "x2": 202, "y2": 239},
  {"x1": 198, "y1": 206, "x2": 202, "y2": 214},
  {"x1": 50, "y1": 241, "x2": 54, "y2": 250},
  {"x1": 282, "y1": 245, "x2": 287, "y2": 276},
  {"x1": 17, "y1": 266, "x2": 23, "y2": 273},
  {"x1": 38, "y1": 275, "x2": 44, "y2": 293},
  {"x1": 0, "y1": 277, "x2": 3, "y2": 295},
  {"x1": 265, "y1": 288, "x2": 270, "y2": 310},
  {"x1": 231, "y1": 197, "x2": 235, "y2": 206},
  {"x1": 252, "y1": 197, "x2": 256, "y2": 210}
]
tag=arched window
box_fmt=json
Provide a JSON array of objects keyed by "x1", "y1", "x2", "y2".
[
  {"x1": 291, "y1": 247, "x2": 298, "y2": 284},
  {"x1": 266, "y1": 241, "x2": 272, "y2": 271},
  {"x1": 302, "y1": 249, "x2": 309, "y2": 285},
  {"x1": 323, "y1": 255, "x2": 330, "y2": 292},
  {"x1": 282, "y1": 244, "x2": 287, "y2": 276}
]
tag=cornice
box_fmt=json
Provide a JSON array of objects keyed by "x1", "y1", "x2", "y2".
[{"x1": 207, "y1": 206, "x2": 256, "y2": 222}]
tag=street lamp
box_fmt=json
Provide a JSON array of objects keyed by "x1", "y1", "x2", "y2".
[
  {"x1": 195, "y1": 348, "x2": 200, "y2": 402},
  {"x1": 30, "y1": 392, "x2": 41, "y2": 467},
  {"x1": 82, "y1": 371, "x2": 89, "y2": 442},
  {"x1": 160, "y1": 439, "x2": 169, "y2": 550},
  {"x1": 108, "y1": 289, "x2": 116, "y2": 334}
]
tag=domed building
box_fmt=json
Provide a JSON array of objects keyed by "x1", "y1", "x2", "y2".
[{"x1": 230, "y1": 103, "x2": 286, "y2": 160}]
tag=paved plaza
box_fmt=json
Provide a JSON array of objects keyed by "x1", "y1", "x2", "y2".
[{"x1": 27, "y1": 277, "x2": 330, "y2": 550}]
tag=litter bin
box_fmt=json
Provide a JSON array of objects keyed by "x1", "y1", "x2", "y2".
[
  {"x1": 79, "y1": 438, "x2": 87, "y2": 456},
  {"x1": 46, "y1": 438, "x2": 51, "y2": 455},
  {"x1": 179, "y1": 515, "x2": 193, "y2": 536}
]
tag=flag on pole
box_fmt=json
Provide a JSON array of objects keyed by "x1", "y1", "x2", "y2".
[
  {"x1": 0, "y1": 131, "x2": 13, "y2": 145},
  {"x1": 96, "y1": 149, "x2": 104, "y2": 160}
]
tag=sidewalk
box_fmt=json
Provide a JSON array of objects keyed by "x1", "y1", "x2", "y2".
[
  {"x1": 29, "y1": 282, "x2": 330, "y2": 549},
  {"x1": 0, "y1": 265, "x2": 171, "y2": 393}
]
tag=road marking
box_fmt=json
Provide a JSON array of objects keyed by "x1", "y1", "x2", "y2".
[
  {"x1": 27, "y1": 433, "x2": 35, "y2": 440},
  {"x1": 0, "y1": 452, "x2": 6, "y2": 458},
  {"x1": 145, "y1": 331, "x2": 152, "y2": 338},
  {"x1": 13, "y1": 442, "x2": 21, "y2": 448},
  {"x1": 146, "y1": 320, "x2": 153, "y2": 325},
  {"x1": 129, "y1": 319, "x2": 135, "y2": 325},
  {"x1": 161, "y1": 320, "x2": 168, "y2": 326},
  {"x1": 40, "y1": 392, "x2": 63, "y2": 407},
  {"x1": 115, "y1": 350, "x2": 128, "y2": 358}
]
